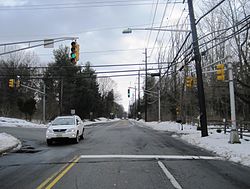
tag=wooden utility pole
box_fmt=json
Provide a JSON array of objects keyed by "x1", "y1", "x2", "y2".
[{"x1": 187, "y1": 0, "x2": 208, "y2": 137}]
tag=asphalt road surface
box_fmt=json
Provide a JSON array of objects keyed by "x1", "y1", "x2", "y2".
[{"x1": 0, "y1": 120, "x2": 250, "y2": 189}]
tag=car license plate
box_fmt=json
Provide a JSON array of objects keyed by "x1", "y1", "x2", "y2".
[{"x1": 56, "y1": 134, "x2": 62, "y2": 137}]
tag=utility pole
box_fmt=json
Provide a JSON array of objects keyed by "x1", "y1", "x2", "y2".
[
  {"x1": 60, "y1": 79, "x2": 63, "y2": 115},
  {"x1": 138, "y1": 70, "x2": 141, "y2": 118},
  {"x1": 158, "y1": 73, "x2": 161, "y2": 122},
  {"x1": 187, "y1": 0, "x2": 208, "y2": 137},
  {"x1": 144, "y1": 48, "x2": 148, "y2": 122},
  {"x1": 158, "y1": 53, "x2": 161, "y2": 123},
  {"x1": 228, "y1": 62, "x2": 240, "y2": 143},
  {"x1": 43, "y1": 83, "x2": 46, "y2": 124},
  {"x1": 134, "y1": 85, "x2": 137, "y2": 119}
]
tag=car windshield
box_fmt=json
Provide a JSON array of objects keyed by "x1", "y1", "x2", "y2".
[{"x1": 52, "y1": 117, "x2": 75, "y2": 125}]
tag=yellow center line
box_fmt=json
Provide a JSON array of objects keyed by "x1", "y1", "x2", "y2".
[{"x1": 36, "y1": 156, "x2": 80, "y2": 189}]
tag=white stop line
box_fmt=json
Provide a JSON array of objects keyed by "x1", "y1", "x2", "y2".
[{"x1": 80, "y1": 154, "x2": 223, "y2": 160}]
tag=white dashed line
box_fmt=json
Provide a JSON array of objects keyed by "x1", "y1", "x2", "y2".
[{"x1": 158, "y1": 161, "x2": 182, "y2": 189}]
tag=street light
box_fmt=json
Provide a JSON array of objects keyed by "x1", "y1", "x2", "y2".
[{"x1": 122, "y1": 27, "x2": 191, "y2": 34}]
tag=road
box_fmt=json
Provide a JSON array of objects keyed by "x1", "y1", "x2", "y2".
[{"x1": 0, "y1": 120, "x2": 250, "y2": 189}]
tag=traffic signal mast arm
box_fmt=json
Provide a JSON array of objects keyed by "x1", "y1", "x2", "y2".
[
  {"x1": 0, "y1": 37, "x2": 78, "y2": 56},
  {"x1": 190, "y1": 56, "x2": 229, "y2": 79},
  {"x1": 202, "y1": 56, "x2": 229, "y2": 69},
  {"x1": 20, "y1": 83, "x2": 45, "y2": 95}
]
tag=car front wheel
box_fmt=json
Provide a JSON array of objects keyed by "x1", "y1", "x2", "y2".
[
  {"x1": 73, "y1": 133, "x2": 79, "y2": 144},
  {"x1": 47, "y1": 139, "x2": 52, "y2": 146},
  {"x1": 80, "y1": 128, "x2": 84, "y2": 140}
]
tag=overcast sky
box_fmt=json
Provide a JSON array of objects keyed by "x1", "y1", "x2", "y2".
[{"x1": 0, "y1": 0, "x2": 191, "y2": 112}]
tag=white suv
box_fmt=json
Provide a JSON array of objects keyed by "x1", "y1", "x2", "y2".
[{"x1": 46, "y1": 115, "x2": 85, "y2": 145}]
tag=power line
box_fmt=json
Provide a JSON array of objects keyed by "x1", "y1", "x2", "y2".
[
  {"x1": 0, "y1": 1, "x2": 169, "y2": 11},
  {"x1": 146, "y1": 0, "x2": 160, "y2": 48},
  {"x1": 0, "y1": 0, "x2": 162, "y2": 8},
  {"x1": 37, "y1": 47, "x2": 156, "y2": 56},
  {"x1": 157, "y1": 6, "x2": 188, "y2": 61},
  {"x1": 0, "y1": 62, "x2": 177, "y2": 69},
  {"x1": 0, "y1": 73, "x2": 146, "y2": 79},
  {"x1": 176, "y1": 14, "x2": 250, "y2": 66},
  {"x1": 148, "y1": 0, "x2": 171, "y2": 59},
  {"x1": 161, "y1": 0, "x2": 227, "y2": 78}
]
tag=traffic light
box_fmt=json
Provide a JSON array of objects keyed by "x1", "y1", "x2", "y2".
[
  {"x1": 76, "y1": 43, "x2": 80, "y2": 61},
  {"x1": 16, "y1": 79, "x2": 20, "y2": 88},
  {"x1": 176, "y1": 106, "x2": 180, "y2": 115},
  {"x1": 70, "y1": 41, "x2": 77, "y2": 64},
  {"x1": 128, "y1": 88, "x2": 130, "y2": 98},
  {"x1": 216, "y1": 64, "x2": 225, "y2": 81},
  {"x1": 186, "y1": 76, "x2": 193, "y2": 88},
  {"x1": 8, "y1": 79, "x2": 14, "y2": 88}
]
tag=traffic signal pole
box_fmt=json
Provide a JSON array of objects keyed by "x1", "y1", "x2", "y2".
[
  {"x1": 20, "y1": 83, "x2": 46, "y2": 124},
  {"x1": 228, "y1": 62, "x2": 240, "y2": 143},
  {"x1": 187, "y1": 0, "x2": 208, "y2": 137}
]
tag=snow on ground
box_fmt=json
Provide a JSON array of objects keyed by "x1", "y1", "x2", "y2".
[
  {"x1": 0, "y1": 117, "x2": 46, "y2": 154},
  {"x1": 84, "y1": 117, "x2": 120, "y2": 126},
  {"x1": 136, "y1": 120, "x2": 250, "y2": 167},
  {"x1": 0, "y1": 132, "x2": 21, "y2": 154},
  {"x1": 0, "y1": 117, "x2": 46, "y2": 128}
]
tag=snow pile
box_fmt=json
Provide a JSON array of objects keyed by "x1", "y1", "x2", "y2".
[
  {"x1": 84, "y1": 117, "x2": 120, "y2": 126},
  {"x1": 137, "y1": 120, "x2": 250, "y2": 167},
  {"x1": 0, "y1": 133, "x2": 20, "y2": 153},
  {"x1": 95, "y1": 117, "x2": 109, "y2": 122},
  {"x1": 0, "y1": 117, "x2": 46, "y2": 128}
]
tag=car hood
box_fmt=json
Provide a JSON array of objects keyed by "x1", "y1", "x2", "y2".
[{"x1": 48, "y1": 125, "x2": 76, "y2": 130}]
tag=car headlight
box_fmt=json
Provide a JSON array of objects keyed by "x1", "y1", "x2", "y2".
[
  {"x1": 67, "y1": 128, "x2": 76, "y2": 133},
  {"x1": 47, "y1": 128, "x2": 54, "y2": 133}
]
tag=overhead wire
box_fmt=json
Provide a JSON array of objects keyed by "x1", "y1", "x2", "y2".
[
  {"x1": 145, "y1": 0, "x2": 160, "y2": 48},
  {"x1": 0, "y1": 1, "x2": 168, "y2": 11},
  {"x1": 176, "y1": 14, "x2": 250, "y2": 68},
  {"x1": 148, "y1": 0, "x2": 187, "y2": 62},
  {"x1": 148, "y1": 0, "x2": 170, "y2": 60},
  {"x1": 160, "y1": 0, "x2": 227, "y2": 78},
  {"x1": 170, "y1": 16, "x2": 250, "y2": 75},
  {"x1": 137, "y1": 0, "x2": 237, "y2": 103},
  {"x1": 157, "y1": 4, "x2": 189, "y2": 74}
]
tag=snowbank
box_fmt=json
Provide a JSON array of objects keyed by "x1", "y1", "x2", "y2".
[
  {"x1": 0, "y1": 133, "x2": 21, "y2": 154},
  {"x1": 137, "y1": 120, "x2": 250, "y2": 167},
  {"x1": 0, "y1": 117, "x2": 46, "y2": 128},
  {"x1": 84, "y1": 118, "x2": 120, "y2": 126}
]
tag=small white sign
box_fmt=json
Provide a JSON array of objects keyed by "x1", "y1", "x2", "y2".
[
  {"x1": 71, "y1": 109, "x2": 75, "y2": 115},
  {"x1": 44, "y1": 39, "x2": 54, "y2": 48}
]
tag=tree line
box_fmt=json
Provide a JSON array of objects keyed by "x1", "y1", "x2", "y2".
[
  {"x1": 0, "y1": 46, "x2": 124, "y2": 121},
  {"x1": 129, "y1": 0, "x2": 250, "y2": 123}
]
